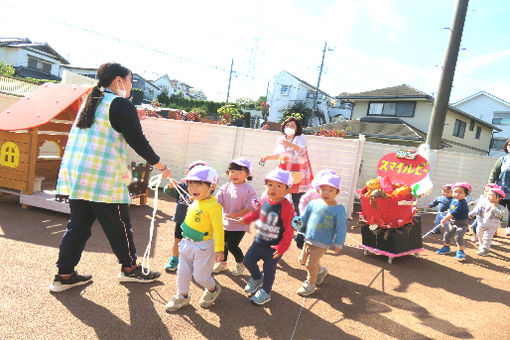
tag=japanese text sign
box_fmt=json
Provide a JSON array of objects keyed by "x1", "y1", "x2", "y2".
[{"x1": 376, "y1": 152, "x2": 429, "y2": 185}]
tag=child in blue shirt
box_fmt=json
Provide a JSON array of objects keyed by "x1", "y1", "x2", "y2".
[
  {"x1": 295, "y1": 170, "x2": 346, "y2": 296},
  {"x1": 428, "y1": 184, "x2": 452, "y2": 234},
  {"x1": 437, "y1": 182, "x2": 471, "y2": 261}
]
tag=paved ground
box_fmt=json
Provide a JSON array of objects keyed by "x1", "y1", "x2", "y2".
[{"x1": 1, "y1": 192, "x2": 510, "y2": 340}]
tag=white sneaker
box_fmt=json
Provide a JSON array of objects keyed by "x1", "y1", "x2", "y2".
[
  {"x1": 316, "y1": 267, "x2": 328, "y2": 286},
  {"x1": 296, "y1": 281, "x2": 316, "y2": 296},
  {"x1": 199, "y1": 284, "x2": 222, "y2": 308},
  {"x1": 212, "y1": 262, "x2": 228, "y2": 274},
  {"x1": 165, "y1": 293, "x2": 190, "y2": 312},
  {"x1": 231, "y1": 263, "x2": 245, "y2": 276},
  {"x1": 506, "y1": 227, "x2": 510, "y2": 236}
]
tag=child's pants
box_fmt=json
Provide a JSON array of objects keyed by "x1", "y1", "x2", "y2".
[
  {"x1": 435, "y1": 212, "x2": 449, "y2": 228},
  {"x1": 177, "y1": 239, "x2": 216, "y2": 294},
  {"x1": 476, "y1": 223, "x2": 499, "y2": 251},
  {"x1": 243, "y1": 243, "x2": 280, "y2": 293},
  {"x1": 224, "y1": 230, "x2": 246, "y2": 263},
  {"x1": 443, "y1": 219, "x2": 468, "y2": 246},
  {"x1": 471, "y1": 217, "x2": 479, "y2": 234},
  {"x1": 300, "y1": 242, "x2": 327, "y2": 286}
]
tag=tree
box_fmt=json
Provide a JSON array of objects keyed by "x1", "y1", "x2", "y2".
[
  {"x1": 280, "y1": 101, "x2": 312, "y2": 125},
  {"x1": 217, "y1": 104, "x2": 244, "y2": 125},
  {"x1": 157, "y1": 89, "x2": 170, "y2": 106},
  {"x1": 0, "y1": 60, "x2": 15, "y2": 77}
]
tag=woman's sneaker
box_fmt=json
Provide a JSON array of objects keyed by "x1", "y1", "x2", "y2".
[
  {"x1": 316, "y1": 267, "x2": 328, "y2": 286},
  {"x1": 477, "y1": 249, "x2": 490, "y2": 257},
  {"x1": 296, "y1": 281, "x2": 316, "y2": 296},
  {"x1": 455, "y1": 250, "x2": 466, "y2": 261},
  {"x1": 244, "y1": 275, "x2": 264, "y2": 295},
  {"x1": 118, "y1": 265, "x2": 160, "y2": 283},
  {"x1": 165, "y1": 256, "x2": 179, "y2": 273},
  {"x1": 199, "y1": 283, "x2": 222, "y2": 308},
  {"x1": 436, "y1": 246, "x2": 451, "y2": 255},
  {"x1": 49, "y1": 272, "x2": 92, "y2": 292},
  {"x1": 212, "y1": 261, "x2": 228, "y2": 274},
  {"x1": 231, "y1": 263, "x2": 246, "y2": 276},
  {"x1": 250, "y1": 288, "x2": 271, "y2": 305},
  {"x1": 165, "y1": 293, "x2": 190, "y2": 312}
]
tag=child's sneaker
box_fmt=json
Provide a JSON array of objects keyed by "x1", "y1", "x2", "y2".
[
  {"x1": 315, "y1": 267, "x2": 328, "y2": 286},
  {"x1": 244, "y1": 275, "x2": 264, "y2": 295},
  {"x1": 212, "y1": 261, "x2": 228, "y2": 274},
  {"x1": 250, "y1": 288, "x2": 271, "y2": 305},
  {"x1": 165, "y1": 293, "x2": 190, "y2": 312},
  {"x1": 455, "y1": 250, "x2": 466, "y2": 261},
  {"x1": 199, "y1": 283, "x2": 222, "y2": 308},
  {"x1": 165, "y1": 256, "x2": 179, "y2": 273},
  {"x1": 296, "y1": 281, "x2": 316, "y2": 296},
  {"x1": 506, "y1": 227, "x2": 510, "y2": 236},
  {"x1": 118, "y1": 265, "x2": 160, "y2": 283},
  {"x1": 477, "y1": 249, "x2": 490, "y2": 257},
  {"x1": 231, "y1": 262, "x2": 246, "y2": 276},
  {"x1": 49, "y1": 272, "x2": 92, "y2": 292},
  {"x1": 436, "y1": 246, "x2": 451, "y2": 255}
]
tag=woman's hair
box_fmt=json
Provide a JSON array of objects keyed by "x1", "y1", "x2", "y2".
[
  {"x1": 76, "y1": 62, "x2": 132, "y2": 128},
  {"x1": 226, "y1": 162, "x2": 252, "y2": 181},
  {"x1": 280, "y1": 117, "x2": 303, "y2": 136},
  {"x1": 503, "y1": 138, "x2": 510, "y2": 153}
]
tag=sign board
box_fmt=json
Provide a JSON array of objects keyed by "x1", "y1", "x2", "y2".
[{"x1": 376, "y1": 152, "x2": 430, "y2": 185}]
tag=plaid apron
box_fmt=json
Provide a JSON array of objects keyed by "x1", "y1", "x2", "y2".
[
  {"x1": 57, "y1": 93, "x2": 131, "y2": 203},
  {"x1": 278, "y1": 141, "x2": 313, "y2": 194}
]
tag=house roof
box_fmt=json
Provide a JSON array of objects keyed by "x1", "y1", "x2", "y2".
[
  {"x1": 337, "y1": 84, "x2": 501, "y2": 132},
  {"x1": 0, "y1": 37, "x2": 70, "y2": 64},
  {"x1": 281, "y1": 71, "x2": 333, "y2": 99},
  {"x1": 14, "y1": 66, "x2": 61, "y2": 81},
  {"x1": 452, "y1": 91, "x2": 510, "y2": 108}
]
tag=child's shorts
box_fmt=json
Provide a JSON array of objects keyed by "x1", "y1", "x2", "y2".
[{"x1": 174, "y1": 221, "x2": 183, "y2": 239}]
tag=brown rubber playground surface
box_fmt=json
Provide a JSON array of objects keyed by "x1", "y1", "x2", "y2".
[{"x1": 1, "y1": 192, "x2": 510, "y2": 340}]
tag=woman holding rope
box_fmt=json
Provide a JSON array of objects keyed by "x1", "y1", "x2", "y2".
[{"x1": 49, "y1": 62, "x2": 172, "y2": 292}]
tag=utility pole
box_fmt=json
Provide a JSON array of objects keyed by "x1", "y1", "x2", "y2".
[
  {"x1": 226, "y1": 58, "x2": 234, "y2": 104},
  {"x1": 314, "y1": 41, "x2": 327, "y2": 125},
  {"x1": 426, "y1": 0, "x2": 469, "y2": 149}
]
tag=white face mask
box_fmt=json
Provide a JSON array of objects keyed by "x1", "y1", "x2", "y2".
[
  {"x1": 284, "y1": 127, "x2": 296, "y2": 136},
  {"x1": 117, "y1": 81, "x2": 127, "y2": 98}
]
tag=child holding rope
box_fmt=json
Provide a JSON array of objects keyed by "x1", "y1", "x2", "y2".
[
  {"x1": 163, "y1": 160, "x2": 208, "y2": 272},
  {"x1": 236, "y1": 168, "x2": 295, "y2": 305},
  {"x1": 428, "y1": 184, "x2": 452, "y2": 234},
  {"x1": 214, "y1": 158, "x2": 257, "y2": 276},
  {"x1": 468, "y1": 183, "x2": 494, "y2": 243},
  {"x1": 295, "y1": 170, "x2": 346, "y2": 296},
  {"x1": 436, "y1": 182, "x2": 471, "y2": 261},
  {"x1": 165, "y1": 165, "x2": 224, "y2": 312}
]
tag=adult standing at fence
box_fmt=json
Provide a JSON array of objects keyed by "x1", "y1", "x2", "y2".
[
  {"x1": 49, "y1": 62, "x2": 172, "y2": 292},
  {"x1": 488, "y1": 137, "x2": 510, "y2": 236},
  {"x1": 260, "y1": 117, "x2": 313, "y2": 214}
]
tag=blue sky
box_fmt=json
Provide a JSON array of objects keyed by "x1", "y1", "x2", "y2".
[{"x1": 1, "y1": 0, "x2": 509, "y2": 103}]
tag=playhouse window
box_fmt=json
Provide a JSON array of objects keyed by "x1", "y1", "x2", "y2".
[
  {"x1": 38, "y1": 141, "x2": 61, "y2": 159},
  {"x1": 0, "y1": 142, "x2": 20, "y2": 168}
]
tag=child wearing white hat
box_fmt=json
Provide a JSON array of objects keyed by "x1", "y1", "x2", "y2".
[
  {"x1": 165, "y1": 165, "x2": 225, "y2": 312},
  {"x1": 214, "y1": 158, "x2": 257, "y2": 276},
  {"x1": 237, "y1": 168, "x2": 296, "y2": 305},
  {"x1": 296, "y1": 169, "x2": 347, "y2": 297}
]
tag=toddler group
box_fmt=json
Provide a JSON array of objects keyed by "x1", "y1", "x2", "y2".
[
  {"x1": 431, "y1": 182, "x2": 505, "y2": 260},
  {"x1": 163, "y1": 158, "x2": 347, "y2": 312}
]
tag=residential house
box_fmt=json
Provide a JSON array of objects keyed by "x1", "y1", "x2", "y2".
[
  {"x1": 189, "y1": 89, "x2": 207, "y2": 101},
  {"x1": 151, "y1": 74, "x2": 177, "y2": 97},
  {"x1": 337, "y1": 84, "x2": 501, "y2": 155},
  {"x1": 452, "y1": 91, "x2": 510, "y2": 157},
  {"x1": 268, "y1": 71, "x2": 351, "y2": 126},
  {"x1": 0, "y1": 37, "x2": 69, "y2": 81}
]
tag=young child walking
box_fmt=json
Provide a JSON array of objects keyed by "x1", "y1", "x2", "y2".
[
  {"x1": 469, "y1": 184, "x2": 505, "y2": 256},
  {"x1": 163, "y1": 160, "x2": 209, "y2": 272},
  {"x1": 214, "y1": 158, "x2": 257, "y2": 276},
  {"x1": 468, "y1": 183, "x2": 494, "y2": 243},
  {"x1": 437, "y1": 182, "x2": 471, "y2": 261},
  {"x1": 237, "y1": 168, "x2": 295, "y2": 305},
  {"x1": 295, "y1": 170, "x2": 346, "y2": 296},
  {"x1": 428, "y1": 184, "x2": 452, "y2": 234},
  {"x1": 165, "y1": 165, "x2": 225, "y2": 312}
]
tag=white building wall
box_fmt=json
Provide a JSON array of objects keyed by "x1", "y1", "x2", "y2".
[{"x1": 0, "y1": 48, "x2": 21, "y2": 65}]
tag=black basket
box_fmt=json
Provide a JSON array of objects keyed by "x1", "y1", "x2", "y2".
[{"x1": 361, "y1": 216, "x2": 423, "y2": 254}]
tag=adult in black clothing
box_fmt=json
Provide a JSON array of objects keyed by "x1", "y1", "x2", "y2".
[{"x1": 49, "y1": 62, "x2": 172, "y2": 292}]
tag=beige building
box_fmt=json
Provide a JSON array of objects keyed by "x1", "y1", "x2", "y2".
[{"x1": 337, "y1": 85, "x2": 500, "y2": 155}]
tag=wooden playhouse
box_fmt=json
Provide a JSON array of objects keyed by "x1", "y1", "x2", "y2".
[{"x1": 0, "y1": 83, "x2": 91, "y2": 213}]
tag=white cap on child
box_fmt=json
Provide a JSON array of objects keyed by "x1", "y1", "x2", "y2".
[
  {"x1": 182, "y1": 165, "x2": 219, "y2": 185},
  {"x1": 230, "y1": 158, "x2": 252, "y2": 173},
  {"x1": 314, "y1": 171, "x2": 341, "y2": 190},
  {"x1": 312, "y1": 169, "x2": 337, "y2": 189},
  {"x1": 264, "y1": 168, "x2": 293, "y2": 187}
]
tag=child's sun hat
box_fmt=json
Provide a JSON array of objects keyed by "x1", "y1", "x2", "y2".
[
  {"x1": 311, "y1": 169, "x2": 337, "y2": 189},
  {"x1": 452, "y1": 182, "x2": 472, "y2": 193},
  {"x1": 490, "y1": 184, "x2": 506, "y2": 198},
  {"x1": 230, "y1": 158, "x2": 252, "y2": 173},
  {"x1": 265, "y1": 168, "x2": 293, "y2": 187},
  {"x1": 182, "y1": 165, "x2": 219, "y2": 185},
  {"x1": 314, "y1": 171, "x2": 341, "y2": 190}
]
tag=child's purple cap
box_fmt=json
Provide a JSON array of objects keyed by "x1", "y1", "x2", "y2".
[
  {"x1": 182, "y1": 165, "x2": 219, "y2": 185},
  {"x1": 264, "y1": 168, "x2": 293, "y2": 187},
  {"x1": 188, "y1": 160, "x2": 209, "y2": 170},
  {"x1": 314, "y1": 171, "x2": 341, "y2": 190},
  {"x1": 312, "y1": 169, "x2": 337, "y2": 189},
  {"x1": 230, "y1": 158, "x2": 252, "y2": 173}
]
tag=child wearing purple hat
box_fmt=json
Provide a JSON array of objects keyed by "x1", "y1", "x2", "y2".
[
  {"x1": 237, "y1": 168, "x2": 295, "y2": 305},
  {"x1": 295, "y1": 170, "x2": 346, "y2": 296},
  {"x1": 214, "y1": 158, "x2": 258, "y2": 276}
]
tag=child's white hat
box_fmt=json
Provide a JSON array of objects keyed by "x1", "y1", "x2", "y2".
[
  {"x1": 314, "y1": 171, "x2": 341, "y2": 190},
  {"x1": 230, "y1": 158, "x2": 252, "y2": 173},
  {"x1": 265, "y1": 168, "x2": 293, "y2": 187},
  {"x1": 188, "y1": 160, "x2": 209, "y2": 170},
  {"x1": 182, "y1": 165, "x2": 219, "y2": 185},
  {"x1": 312, "y1": 169, "x2": 337, "y2": 189}
]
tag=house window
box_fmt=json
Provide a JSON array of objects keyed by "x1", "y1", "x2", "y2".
[
  {"x1": 491, "y1": 138, "x2": 507, "y2": 150},
  {"x1": 453, "y1": 119, "x2": 466, "y2": 138},
  {"x1": 469, "y1": 120, "x2": 474, "y2": 131},
  {"x1": 306, "y1": 91, "x2": 315, "y2": 99},
  {"x1": 367, "y1": 101, "x2": 416, "y2": 117},
  {"x1": 27, "y1": 56, "x2": 52, "y2": 74},
  {"x1": 475, "y1": 126, "x2": 481, "y2": 139},
  {"x1": 280, "y1": 85, "x2": 290, "y2": 95}
]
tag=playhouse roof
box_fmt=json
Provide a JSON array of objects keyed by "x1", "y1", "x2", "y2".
[{"x1": 0, "y1": 83, "x2": 90, "y2": 131}]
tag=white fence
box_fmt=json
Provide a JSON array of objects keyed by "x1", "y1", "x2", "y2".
[
  {"x1": 130, "y1": 118, "x2": 501, "y2": 216},
  {"x1": 0, "y1": 75, "x2": 39, "y2": 97}
]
